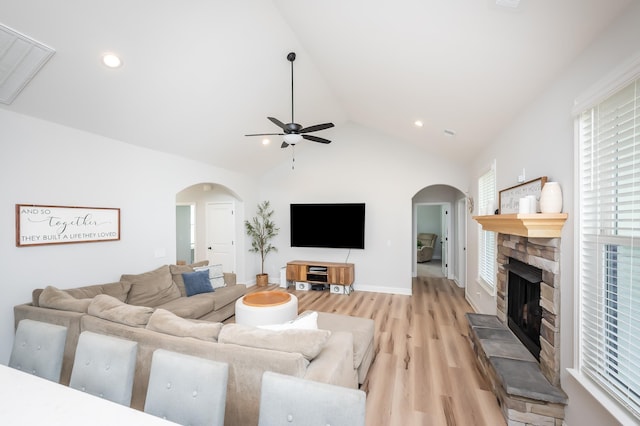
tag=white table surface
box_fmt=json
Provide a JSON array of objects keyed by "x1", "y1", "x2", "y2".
[{"x1": 0, "y1": 364, "x2": 175, "y2": 425}]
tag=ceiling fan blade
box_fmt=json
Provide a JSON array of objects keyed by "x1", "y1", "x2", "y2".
[
  {"x1": 303, "y1": 134, "x2": 331, "y2": 144},
  {"x1": 281, "y1": 141, "x2": 289, "y2": 148},
  {"x1": 299, "y1": 122, "x2": 334, "y2": 133},
  {"x1": 268, "y1": 117, "x2": 287, "y2": 131},
  {"x1": 245, "y1": 132, "x2": 284, "y2": 137}
]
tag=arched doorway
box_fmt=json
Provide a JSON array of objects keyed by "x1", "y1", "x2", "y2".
[
  {"x1": 176, "y1": 183, "x2": 242, "y2": 274},
  {"x1": 412, "y1": 184, "x2": 467, "y2": 287}
]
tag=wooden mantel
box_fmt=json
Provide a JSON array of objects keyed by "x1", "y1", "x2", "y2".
[{"x1": 473, "y1": 213, "x2": 568, "y2": 238}]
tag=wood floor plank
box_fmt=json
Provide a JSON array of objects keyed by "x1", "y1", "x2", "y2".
[{"x1": 239, "y1": 275, "x2": 506, "y2": 425}]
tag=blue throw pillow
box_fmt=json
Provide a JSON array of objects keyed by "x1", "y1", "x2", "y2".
[{"x1": 182, "y1": 270, "x2": 214, "y2": 297}]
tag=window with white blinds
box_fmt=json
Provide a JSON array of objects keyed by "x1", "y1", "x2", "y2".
[
  {"x1": 478, "y1": 164, "x2": 496, "y2": 290},
  {"x1": 578, "y1": 77, "x2": 640, "y2": 419}
]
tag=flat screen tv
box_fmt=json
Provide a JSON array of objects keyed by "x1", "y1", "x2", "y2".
[{"x1": 290, "y1": 203, "x2": 365, "y2": 249}]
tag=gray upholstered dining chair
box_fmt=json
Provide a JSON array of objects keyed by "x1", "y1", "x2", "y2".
[
  {"x1": 144, "y1": 349, "x2": 228, "y2": 426},
  {"x1": 9, "y1": 319, "x2": 68, "y2": 382},
  {"x1": 69, "y1": 331, "x2": 138, "y2": 406},
  {"x1": 258, "y1": 371, "x2": 367, "y2": 426}
]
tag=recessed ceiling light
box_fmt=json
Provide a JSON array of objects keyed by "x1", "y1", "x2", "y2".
[
  {"x1": 414, "y1": 120, "x2": 423, "y2": 127},
  {"x1": 262, "y1": 138, "x2": 270, "y2": 145},
  {"x1": 101, "y1": 53, "x2": 122, "y2": 68}
]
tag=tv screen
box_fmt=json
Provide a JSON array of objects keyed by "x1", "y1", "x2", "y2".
[{"x1": 290, "y1": 203, "x2": 365, "y2": 249}]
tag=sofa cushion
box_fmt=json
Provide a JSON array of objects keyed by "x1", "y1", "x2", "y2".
[
  {"x1": 314, "y1": 311, "x2": 375, "y2": 371},
  {"x1": 88, "y1": 294, "x2": 154, "y2": 327},
  {"x1": 146, "y1": 308, "x2": 223, "y2": 342},
  {"x1": 66, "y1": 281, "x2": 132, "y2": 302},
  {"x1": 156, "y1": 283, "x2": 246, "y2": 320},
  {"x1": 218, "y1": 323, "x2": 331, "y2": 361},
  {"x1": 32, "y1": 281, "x2": 131, "y2": 307},
  {"x1": 122, "y1": 265, "x2": 180, "y2": 307},
  {"x1": 193, "y1": 264, "x2": 226, "y2": 289},
  {"x1": 157, "y1": 293, "x2": 217, "y2": 319},
  {"x1": 182, "y1": 270, "x2": 214, "y2": 296},
  {"x1": 259, "y1": 311, "x2": 318, "y2": 331},
  {"x1": 39, "y1": 286, "x2": 92, "y2": 313},
  {"x1": 209, "y1": 285, "x2": 246, "y2": 310},
  {"x1": 170, "y1": 261, "x2": 209, "y2": 297}
]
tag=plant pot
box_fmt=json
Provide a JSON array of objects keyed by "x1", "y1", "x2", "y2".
[{"x1": 256, "y1": 273, "x2": 269, "y2": 287}]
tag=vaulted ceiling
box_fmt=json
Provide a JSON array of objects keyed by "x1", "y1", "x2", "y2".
[{"x1": 0, "y1": 0, "x2": 632, "y2": 176}]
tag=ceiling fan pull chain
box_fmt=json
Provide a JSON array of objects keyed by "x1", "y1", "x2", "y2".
[{"x1": 291, "y1": 145, "x2": 296, "y2": 170}]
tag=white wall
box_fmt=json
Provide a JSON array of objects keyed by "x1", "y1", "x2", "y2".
[
  {"x1": 465, "y1": 2, "x2": 640, "y2": 424},
  {"x1": 257, "y1": 122, "x2": 469, "y2": 295},
  {"x1": 0, "y1": 109, "x2": 259, "y2": 364}
]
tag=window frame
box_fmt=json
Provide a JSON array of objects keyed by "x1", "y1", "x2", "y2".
[
  {"x1": 477, "y1": 160, "x2": 497, "y2": 294},
  {"x1": 574, "y1": 59, "x2": 640, "y2": 423}
]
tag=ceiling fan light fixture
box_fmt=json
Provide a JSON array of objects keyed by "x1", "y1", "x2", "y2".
[{"x1": 283, "y1": 133, "x2": 303, "y2": 145}]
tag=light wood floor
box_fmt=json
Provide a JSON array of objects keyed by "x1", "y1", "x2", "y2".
[{"x1": 246, "y1": 275, "x2": 506, "y2": 426}]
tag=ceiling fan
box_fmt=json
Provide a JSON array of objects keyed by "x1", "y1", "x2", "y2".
[{"x1": 245, "y1": 52, "x2": 334, "y2": 149}]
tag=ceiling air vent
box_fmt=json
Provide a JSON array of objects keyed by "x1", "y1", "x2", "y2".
[{"x1": 0, "y1": 23, "x2": 55, "y2": 105}]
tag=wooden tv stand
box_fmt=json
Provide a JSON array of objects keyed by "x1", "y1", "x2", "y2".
[{"x1": 286, "y1": 260, "x2": 354, "y2": 294}]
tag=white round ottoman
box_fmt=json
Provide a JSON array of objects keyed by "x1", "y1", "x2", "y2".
[{"x1": 234, "y1": 292, "x2": 298, "y2": 326}]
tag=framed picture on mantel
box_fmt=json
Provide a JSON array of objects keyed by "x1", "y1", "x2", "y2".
[
  {"x1": 16, "y1": 204, "x2": 120, "y2": 247},
  {"x1": 498, "y1": 177, "x2": 547, "y2": 214}
]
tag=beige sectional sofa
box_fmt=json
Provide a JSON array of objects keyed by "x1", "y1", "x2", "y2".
[
  {"x1": 14, "y1": 262, "x2": 246, "y2": 385},
  {"x1": 12, "y1": 263, "x2": 361, "y2": 426},
  {"x1": 80, "y1": 309, "x2": 357, "y2": 425}
]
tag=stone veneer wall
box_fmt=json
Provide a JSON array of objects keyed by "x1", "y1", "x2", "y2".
[{"x1": 496, "y1": 234, "x2": 561, "y2": 386}]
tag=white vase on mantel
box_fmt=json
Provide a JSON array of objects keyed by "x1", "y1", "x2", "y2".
[{"x1": 539, "y1": 182, "x2": 563, "y2": 213}]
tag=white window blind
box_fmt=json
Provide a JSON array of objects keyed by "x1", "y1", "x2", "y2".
[
  {"x1": 478, "y1": 164, "x2": 496, "y2": 289},
  {"x1": 578, "y1": 77, "x2": 640, "y2": 419}
]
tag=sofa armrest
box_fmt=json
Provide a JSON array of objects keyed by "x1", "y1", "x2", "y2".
[
  {"x1": 32, "y1": 289, "x2": 44, "y2": 306},
  {"x1": 303, "y1": 331, "x2": 358, "y2": 389},
  {"x1": 224, "y1": 272, "x2": 236, "y2": 286}
]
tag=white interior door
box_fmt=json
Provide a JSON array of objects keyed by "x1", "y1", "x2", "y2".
[{"x1": 206, "y1": 202, "x2": 235, "y2": 273}]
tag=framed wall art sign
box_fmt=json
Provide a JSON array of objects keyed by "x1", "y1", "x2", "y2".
[
  {"x1": 16, "y1": 204, "x2": 120, "y2": 247},
  {"x1": 498, "y1": 177, "x2": 547, "y2": 214}
]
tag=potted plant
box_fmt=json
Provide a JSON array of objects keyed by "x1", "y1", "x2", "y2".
[{"x1": 245, "y1": 200, "x2": 279, "y2": 286}]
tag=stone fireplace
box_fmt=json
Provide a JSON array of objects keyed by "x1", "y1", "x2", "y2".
[
  {"x1": 496, "y1": 234, "x2": 561, "y2": 386},
  {"x1": 468, "y1": 214, "x2": 569, "y2": 425}
]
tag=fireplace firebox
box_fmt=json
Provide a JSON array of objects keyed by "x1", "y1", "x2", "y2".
[{"x1": 505, "y1": 258, "x2": 543, "y2": 360}]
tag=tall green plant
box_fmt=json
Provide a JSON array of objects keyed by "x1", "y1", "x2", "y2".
[{"x1": 244, "y1": 201, "x2": 279, "y2": 275}]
